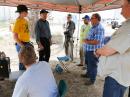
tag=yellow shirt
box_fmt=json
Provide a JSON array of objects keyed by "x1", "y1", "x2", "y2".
[
  {"x1": 80, "y1": 24, "x2": 91, "y2": 45},
  {"x1": 13, "y1": 18, "x2": 30, "y2": 42}
]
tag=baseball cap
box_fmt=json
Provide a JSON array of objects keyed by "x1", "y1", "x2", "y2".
[
  {"x1": 40, "y1": 9, "x2": 49, "y2": 14},
  {"x1": 67, "y1": 14, "x2": 72, "y2": 17},
  {"x1": 82, "y1": 15, "x2": 90, "y2": 21}
]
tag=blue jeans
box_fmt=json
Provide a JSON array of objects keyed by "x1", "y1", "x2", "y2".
[
  {"x1": 85, "y1": 51, "x2": 98, "y2": 82},
  {"x1": 15, "y1": 43, "x2": 26, "y2": 70},
  {"x1": 103, "y1": 76, "x2": 127, "y2": 97}
]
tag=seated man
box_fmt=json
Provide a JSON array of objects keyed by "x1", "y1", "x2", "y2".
[{"x1": 12, "y1": 45, "x2": 59, "y2": 97}]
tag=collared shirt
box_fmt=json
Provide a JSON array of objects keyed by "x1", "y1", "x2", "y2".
[
  {"x1": 80, "y1": 24, "x2": 91, "y2": 45},
  {"x1": 86, "y1": 23, "x2": 105, "y2": 51},
  {"x1": 12, "y1": 61, "x2": 59, "y2": 97},
  {"x1": 98, "y1": 19, "x2": 130, "y2": 87},
  {"x1": 35, "y1": 19, "x2": 52, "y2": 42}
]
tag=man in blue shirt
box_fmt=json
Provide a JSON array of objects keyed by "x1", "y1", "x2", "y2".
[{"x1": 81, "y1": 13, "x2": 105, "y2": 85}]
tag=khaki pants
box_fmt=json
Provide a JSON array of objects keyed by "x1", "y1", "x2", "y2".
[
  {"x1": 64, "y1": 36, "x2": 74, "y2": 60},
  {"x1": 79, "y1": 45, "x2": 85, "y2": 65}
]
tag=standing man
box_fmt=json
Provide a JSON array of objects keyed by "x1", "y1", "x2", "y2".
[
  {"x1": 13, "y1": 5, "x2": 30, "y2": 70},
  {"x1": 77, "y1": 15, "x2": 91, "y2": 66},
  {"x1": 64, "y1": 14, "x2": 75, "y2": 60},
  {"x1": 96, "y1": 0, "x2": 130, "y2": 97},
  {"x1": 81, "y1": 13, "x2": 105, "y2": 85},
  {"x1": 35, "y1": 9, "x2": 52, "y2": 62}
]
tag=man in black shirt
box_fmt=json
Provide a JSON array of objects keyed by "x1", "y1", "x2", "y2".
[{"x1": 35, "y1": 9, "x2": 52, "y2": 62}]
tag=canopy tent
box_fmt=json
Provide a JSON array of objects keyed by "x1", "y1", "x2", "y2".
[{"x1": 0, "y1": 0, "x2": 122, "y2": 13}]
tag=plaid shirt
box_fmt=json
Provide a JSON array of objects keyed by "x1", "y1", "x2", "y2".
[{"x1": 85, "y1": 23, "x2": 105, "y2": 51}]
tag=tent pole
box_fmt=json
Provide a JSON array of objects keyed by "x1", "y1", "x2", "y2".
[
  {"x1": 76, "y1": 5, "x2": 81, "y2": 58},
  {"x1": 76, "y1": 13, "x2": 80, "y2": 58}
]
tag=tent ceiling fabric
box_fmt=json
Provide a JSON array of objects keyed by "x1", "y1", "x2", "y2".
[
  {"x1": 0, "y1": 0, "x2": 122, "y2": 13},
  {"x1": 32, "y1": 0, "x2": 79, "y2": 5},
  {"x1": 32, "y1": 0, "x2": 98, "y2": 5}
]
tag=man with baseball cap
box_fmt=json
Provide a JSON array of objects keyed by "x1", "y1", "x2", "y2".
[
  {"x1": 77, "y1": 15, "x2": 91, "y2": 67},
  {"x1": 35, "y1": 9, "x2": 52, "y2": 62},
  {"x1": 13, "y1": 4, "x2": 30, "y2": 70}
]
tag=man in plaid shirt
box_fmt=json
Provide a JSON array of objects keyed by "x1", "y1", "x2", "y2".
[{"x1": 81, "y1": 13, "x2": 105, "y2": 85}]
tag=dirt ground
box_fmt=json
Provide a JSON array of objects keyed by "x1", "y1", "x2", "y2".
[
  {"x1": 0, "y1": 60, "x2": 129, "y2": 97},
  {"x1": 0, "y1": 62, "x2": 129, "y2": 97}
]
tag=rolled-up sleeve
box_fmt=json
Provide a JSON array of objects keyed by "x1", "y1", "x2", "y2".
[{"x1": 107, "y1": 33, "x2": 130, "y2": 54}]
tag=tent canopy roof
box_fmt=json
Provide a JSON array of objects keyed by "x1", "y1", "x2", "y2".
[{"x1": 0, "y1": 0, "x2": 122, "y2": 13}]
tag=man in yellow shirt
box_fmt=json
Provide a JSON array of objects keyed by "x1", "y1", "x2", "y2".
[
  {"x1": 77, "y1": 15, "x2": 91, "y2": 66},
  {"x1": 13, "y1": 5, "x2": 30, "y2": 70}
]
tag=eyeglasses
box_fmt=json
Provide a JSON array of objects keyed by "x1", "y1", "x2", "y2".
[
  {"x1": 67, "y1": 16, "x2": 72, "y2": 18},
  {"x1": 91, "y1": 17, "x2": 97, "y2": 20}
]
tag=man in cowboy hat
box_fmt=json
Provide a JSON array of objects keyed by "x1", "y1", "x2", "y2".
[{"x1": 13, "y1": 4, "x2": 30, "y2": 70}]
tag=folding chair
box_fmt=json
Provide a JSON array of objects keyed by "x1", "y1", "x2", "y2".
[
  {"x1": 57, "y1": 56, "x2": 71, "y2": 72},
  {"x1": 58, "y1": 80, "x2": 67, "y2": 97}
]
